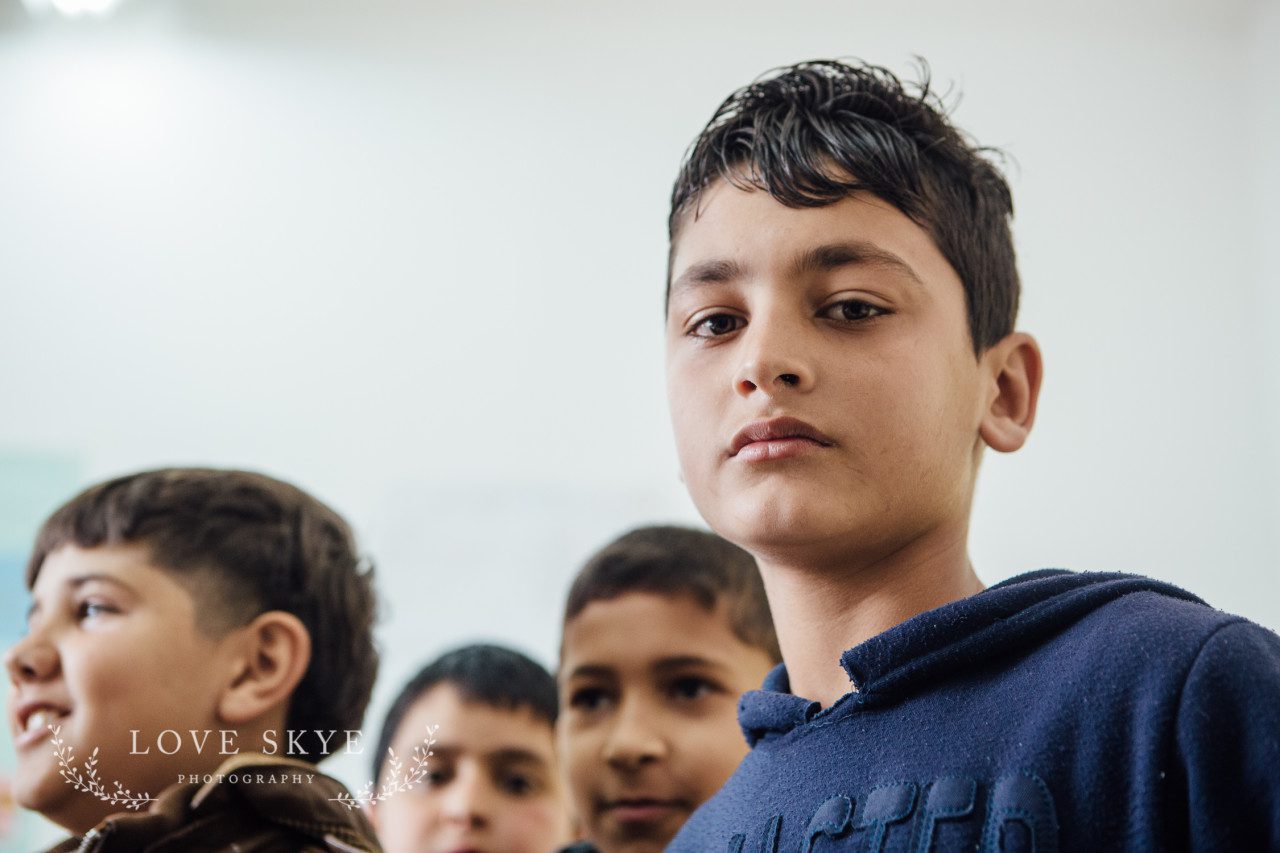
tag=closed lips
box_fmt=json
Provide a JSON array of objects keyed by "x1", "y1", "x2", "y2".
[
  {"x1": 600, "y1": 797, "x2": 688, "y2": 820},
  {"x1": 729, "y1": 417, "x2": 835, "y2": 456}
]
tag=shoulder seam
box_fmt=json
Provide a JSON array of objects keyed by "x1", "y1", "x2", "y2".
[{"x1": 1171, "y1": 615, "x2": 1249, "y2": 729}]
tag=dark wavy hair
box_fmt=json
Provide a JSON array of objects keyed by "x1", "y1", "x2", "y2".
[
  {"x1": 372, "y1": 644, "x2": 557, "y2": 783},
  {"x1": 27, "y1": 467, "x2": 378, "y2": 762},
  {"x1": 563, "y1": 525, "x2": 781, "y2": 663},
  {"x1": 669, "y1": 59, "x2": 1019, "y2": 353}
]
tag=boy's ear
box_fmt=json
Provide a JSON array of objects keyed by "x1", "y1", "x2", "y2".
[
  {"x1": 217, "y1": 611, "x2": 311, "y2": 727},
  {"x1": 978, "y1": 331, "x2": 1043, "y2": 453}
]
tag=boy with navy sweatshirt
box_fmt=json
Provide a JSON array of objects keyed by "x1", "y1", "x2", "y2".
[{"x1": 661, "y1": 60, "x2": 1280, "y2": 851}]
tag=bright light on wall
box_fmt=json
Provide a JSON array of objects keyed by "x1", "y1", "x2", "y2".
[{"x1": 22, "y1": 0, "x2": 123, "y2": 18}]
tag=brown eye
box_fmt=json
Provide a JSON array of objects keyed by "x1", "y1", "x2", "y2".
[
  {"x1": 76, "y1": 600, "x2": 117, "y2": 621},
  {"x1": 568, "y1": 686, "x2": 612, "y2": 712},
  {"x1": 822, "y1": 300, "x2": 886, "y2": 323},
  {"x1": 690, "y1": 314, "x2": 744, "y2": 337},
  {"x1": 668, "y1": 676, "x2": 716, "y2": 701},
  {"x1": 499, "y1": 771, "x2": 538, "y2": 796}
]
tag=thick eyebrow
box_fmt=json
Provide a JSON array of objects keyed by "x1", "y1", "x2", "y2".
[
  {"x1": 485, "y1": 747, "x2": 551, "y2": 767},
  {"x1": 427, "y1": 744, "x2": 549, "y2": 767},
  {"x1": 791, "y1": 240, "x2": 923, "y2": 287},
  {"x1": 651, "y1": 655, "x2": 725, "y2": 675},
  {"x1": 69, "y1": 573, "x2": 138, "y2": 595},
  {"x1": 669, "y1": 240, "x2": 922, "y2": 298},
  {"x1": 669, "y1": 258, "x2": 747, "y2": 295},
  {"x1": 561, "y1": 663, "x2": 616, "y2": 682},
  {"x1": 564, "y1": 656, "x2": 727, "y2": 682}
]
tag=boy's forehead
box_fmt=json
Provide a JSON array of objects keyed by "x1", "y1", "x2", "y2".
[
  {"x1": 560, "y1": 591, "x2": 744, "y2": 672},
  {"x1": 32, "y1": 543, "x2": 171, "y2": 597},
  {"x1": 398, "y1": 683, "x2": 555, "y2": 753},
  {"x1": 31, "y1": 542, "x2": 234, "y2": 634},
  {"x1": 668, "y1": 182, "x2": 954, "y2": 303}
]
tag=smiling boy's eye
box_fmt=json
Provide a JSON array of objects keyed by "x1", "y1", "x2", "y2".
[
  {"x1": 689, "y1": 313, "x2": 745, "y2": 338},
  {"x1": 821, "y1": 299, "x2": 887, "y2": 323},
  {"x1": 75, "y1": 599, "x2": 117, "y2": 621}
]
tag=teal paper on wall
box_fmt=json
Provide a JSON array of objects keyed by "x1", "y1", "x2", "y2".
[{"x1": 0, "y1": 451, "x2": 82, "y2": 851}]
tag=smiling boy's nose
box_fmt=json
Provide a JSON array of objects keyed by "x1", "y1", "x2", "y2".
[{"x1": 4, "y1": 635, "x2": 59, "y2": 685}]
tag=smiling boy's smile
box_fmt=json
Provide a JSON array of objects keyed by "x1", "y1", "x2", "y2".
[{"x1": 12, "y1": 704, "x2": 69, "y2": 749}]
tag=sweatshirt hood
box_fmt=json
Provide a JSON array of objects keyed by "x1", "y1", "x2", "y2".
[{"x1": 739, "y1": 569, "x2": 1204, "y2": 746}]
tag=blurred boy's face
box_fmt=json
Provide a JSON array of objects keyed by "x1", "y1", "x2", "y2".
[
  {"x1": 665, "y1": 181, "x2": 988, "y2": 565},
  {"x1": 5, "y1": 545, "x2": 236, "y2": 833},
  {"x1": 370, "y1": 683, "x2": 572, "y2": 853},
  {"x1": 558, "y1": 592, "x2": 775, "y2": 852}
]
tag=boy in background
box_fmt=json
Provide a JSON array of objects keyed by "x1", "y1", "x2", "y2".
[
  {"x1": 557, "y1": 525, "x2": 780, "y2": 853},
  {"x1": 5, "y1": 468, "x2": 381, "y2": 852},
  {"x1": 369, "y1": 643, "x2": 573, "y2": 853},
  {"x1": 662, "y1": 59, "x2": 1280, "y2": 850}
]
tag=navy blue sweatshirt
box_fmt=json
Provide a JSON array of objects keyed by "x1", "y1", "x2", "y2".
[{"x1": 666, "y1": 570, "x2": 1280, "y2": 852}]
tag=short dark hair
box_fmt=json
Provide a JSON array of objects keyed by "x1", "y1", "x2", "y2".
[
  {"x1": 372, "y1": 643, "x2": 558, "y2": 783},
  {"x1": 563, "y1": 525, "x2": 781, "y2": 663},
  {"x1": 27, "y1": 467, "x2": 378, "y2": 761},
  {"x1": 669, "y1": 59, "x2": 1018, "y2": 353}
]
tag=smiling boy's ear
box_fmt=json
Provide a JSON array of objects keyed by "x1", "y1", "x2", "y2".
[
  {"x1": 217, "y1": 611, "x2": 311, "y2": 727},
  {"x1": 978, "y1": 331, "x2": 1043, "y2": 453}
]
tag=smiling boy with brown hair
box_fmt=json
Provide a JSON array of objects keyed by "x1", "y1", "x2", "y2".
[
  {"x1": 662, "y1": 60, "x2": 1280, "y2": 851},
  {"x1": 5, "y1": 467, "x2": 382, "y2": 852}
]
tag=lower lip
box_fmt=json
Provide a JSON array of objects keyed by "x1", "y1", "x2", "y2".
[
  {"x1": 734, "y1": 437, "x2": 827, "y2": 463},
  {"x1": 606, "y1": 802, "x2": 682, "y2": 823}
]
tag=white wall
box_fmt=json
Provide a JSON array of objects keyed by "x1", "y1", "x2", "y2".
[{"x1": 2, "y1": 0, "x2": 1278, "y2": 830}]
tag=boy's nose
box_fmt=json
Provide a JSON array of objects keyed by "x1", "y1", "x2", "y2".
[
  {"x1": 4, "y1": 636, "x2": 59, "y2": 685},
  {"x1": 736, "y1": 365, "x2": 808, "y2": 396},
  {"x1": 439, "y1": 769, "x2": 492, "y2": 829},
  {"x1": 601, "y1": 705, "x2": 668, "y2": 770},
  {"x1": 733, "y1": 318, "x2": 815, "y2": 398}
]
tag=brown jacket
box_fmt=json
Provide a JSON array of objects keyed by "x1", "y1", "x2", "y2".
[{"x1": 44, "y1": 753, "x2": 381, "y2": 853}]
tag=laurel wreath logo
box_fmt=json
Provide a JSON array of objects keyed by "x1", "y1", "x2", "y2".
[
  {"x1": 330, "y1": 724, "x2": 439, "y2": 810},
  {"x1": 48, "y1": 723, "x2": 439, "y2": 812},
  {"x1": 49, "y1": 724, "x2": 156, "y2": 811}
]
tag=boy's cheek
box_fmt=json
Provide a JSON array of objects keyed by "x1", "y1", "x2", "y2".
[
  {"x1": 561, "y1": 734, "x2": 600, "y2": 795},
  {"x1": 497, "y1": 797, "x2": 573, "y2": 850},
  {"x1": 675, "y1": 719, "x2": 751, "y2": 791}
]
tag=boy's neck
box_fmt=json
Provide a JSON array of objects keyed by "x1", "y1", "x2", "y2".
[{"x1": 756, "y1": 521, "x2": 984, "y2": 709}]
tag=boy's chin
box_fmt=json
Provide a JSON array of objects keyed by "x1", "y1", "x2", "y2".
[
  {"x1": 16, "y1": 746, "x2": 166, "y2": 835},
  {"x1": 13, "y1": 750, "x2": 60, "y2": 808},
  {"x1": 15, "y1": 768, "x2": 107, "y2": 835},
  {"x1": 713, "y1": 498, "x2": 868, "y2": 560}
]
